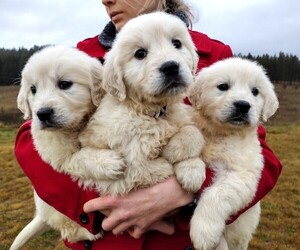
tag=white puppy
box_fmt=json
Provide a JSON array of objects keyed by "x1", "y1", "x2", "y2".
[
  {"x1": 75, "y1": 12, "x2": 206, "y2": 196},
  {"x1": 11, "y1": 46, "x2": 105, "y2": 249},
  {"x1": 188, "y1": 57, "x2": 279, "y2": 250}
]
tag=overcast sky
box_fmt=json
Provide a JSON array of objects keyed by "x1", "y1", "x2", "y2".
[{"x1": 1, "y1": 0, "x2": 299, "y2": 57}]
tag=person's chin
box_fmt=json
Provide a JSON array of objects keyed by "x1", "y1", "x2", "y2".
[
  {"x1": 112, "y1": 19, "x2": 128, "y2": 31},
  {"x1": 113, "y1": 20, "x2": 127, "y2": 31}
]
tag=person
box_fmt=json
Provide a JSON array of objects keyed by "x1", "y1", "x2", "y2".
[{"x1": 14, "y1": 0, "x2": 282, "y2": 249}]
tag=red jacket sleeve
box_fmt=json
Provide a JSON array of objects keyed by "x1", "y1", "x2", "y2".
[{"x1": 14, "y1": 121, "x2": 101, "y2": 233}]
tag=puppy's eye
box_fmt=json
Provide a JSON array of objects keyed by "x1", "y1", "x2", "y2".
[
  {"x1": 252, "y1": 87, "x2": 259, "y2": 96},
  {"x1": 172, "y1": 39, "x2": 182, "y2": 49},
  {"x1": 58, "y1": 80, "x2": 73, "y2": 90},
  {"x1": 30, "y1": 85, "x2": 37, "y2": 94},
  {"x1": 217, "y1": 83, "x2": 229, "y2": 91},
  {"x1": 134, "y1": 48, "x2": 147, "y2": 60}
]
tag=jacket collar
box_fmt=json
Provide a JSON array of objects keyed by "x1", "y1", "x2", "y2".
[{"x1": 98, "y1": 21, "x2": 116, "y2": 49}]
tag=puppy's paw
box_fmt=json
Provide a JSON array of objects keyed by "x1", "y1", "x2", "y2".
[
  {"x1": 162, "y1": 139, "x2": 181, "y2": 164},
  {"x1": 101, "y1": 151, "x2": 126, "y2": 180},
  {"x1": 163, "y1": 126, "x2": 204, "y2": 164},
  {"x1": 93, "y1": 231, "x2": 104, "y2": 240},
  {"x1": 65, "y1": 228, "x2": 104, "y2": 243},
  {"x1": 174, "y1": 158, "x2": 205, "y2": 192},
  {"x1": 190, "y1": 210, "x2": 225, "y2": 250},
  {"x1": 66, "y1": 148, "x2": 126, "y2": 181}
]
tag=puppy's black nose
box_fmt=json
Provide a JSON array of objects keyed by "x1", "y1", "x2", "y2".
[
  {"x1": 37, "y1": 107, "x2": 54, "y2": 122},
  {"x1": 234, "y1": 101, "x2": 251, "y2": 113},
  {"x1": 160, "y1": 61, "x2": 179, "y2": 76}
]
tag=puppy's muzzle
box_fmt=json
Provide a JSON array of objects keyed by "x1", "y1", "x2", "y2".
[
  {"x1": 36, "y1": 107, "x2": 59, "y2": 128},
  {"x1": 159, "y1": 61, "x2": 186, "y2": 94},
  {"x1": 228, "y1": 100, "x2": 251, "y2": 125},
  {"x1": 37, "y1": 107, "x2": 54, "y2": 122},
  {"x1": 234, "y1": 100, "x2": 250, "y2": 114},
  {"x1": 160, "y1": 61, "x2": 179, "y2": 76}
]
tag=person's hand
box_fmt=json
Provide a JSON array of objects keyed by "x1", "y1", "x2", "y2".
[{"x1": 83, "y1": 176, "x2": 194, "y2": 238}]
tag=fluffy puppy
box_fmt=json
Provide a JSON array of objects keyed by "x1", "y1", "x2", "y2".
[
  {"x1": 76, "y1": 12, "x2": 205, "y2": 196},
  {"x1": 11, "y1": 45, "x2": 105, "y2": 249},
  {"x1": 188, "y1": 57, "x2": 279, "y2": 250}
]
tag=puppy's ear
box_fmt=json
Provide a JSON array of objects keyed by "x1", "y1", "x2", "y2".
[
  {"x1": 90, "y1": 60, "x2": 106, "y2": 107},
  {"x1": 17, "y1": 82, "x2": 32, "y2": 120},
  {"x1": 262, "y1": 80, "x2": 279, "y2": 121},
  {"x1": 102, "y1": 51, "x2": 126, "y2": 101},
  {"x1": 188, "y1": 73, "x2": 204, "y2": 109}
]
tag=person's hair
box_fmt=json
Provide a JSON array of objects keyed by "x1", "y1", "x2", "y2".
[{"x1": 132, "y1": 0, "x2": 195, "y2": 27}]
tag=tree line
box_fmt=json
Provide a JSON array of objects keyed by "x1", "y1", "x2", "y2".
[
  {"x1": 239, "y1": 52, "x2": 300, "y2": 85},
  {"x1": 0, "y1": 46, "x2": 45, "y2": 85},
  {"x1": 0, "y1": 46, "x2": 299, "y2": 86}
]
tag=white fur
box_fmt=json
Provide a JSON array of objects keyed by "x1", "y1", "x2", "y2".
[
  {"x1": 72, "y1": 12, "x2": 206, "y2": 196},
  {"x1": 188, "y1": 57, "x2": 279, "y2": 250},
  {"x1": 11, "y1": 45, "x2": 105, "y2": 249}
]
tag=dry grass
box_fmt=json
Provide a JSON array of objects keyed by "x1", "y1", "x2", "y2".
[
  {"x1": 269, "y1": 84, "x2": 300, "y2": 125},
  {"x1": 0, "y1": 125, "x2": 66, "y2": 250},
  {"x1": 0, "y1": 85, "x2": 20, "y2": 112},
  {"x1": 0, "y1": 85, "x2": 23, "y2": 126},
  {"x1": 0, "y1": 85, "x2": 299, "y2": 249},
  {"x1": 249, "y1": 124, "x2": 300, "y2": 250}
]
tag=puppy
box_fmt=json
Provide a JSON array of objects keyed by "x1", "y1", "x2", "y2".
[
  {"x1": 188, "y1": 57, "x2": 279, "y2": 250},
  {"x1": 74, "y1": 12, "x2": 206, "y2": 197},
  {"x1": 11, "y1": 45, "x2": 105, "y2": 249}
]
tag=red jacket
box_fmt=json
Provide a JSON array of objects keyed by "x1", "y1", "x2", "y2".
[{"x1": 14, "y1": 30, "x2": 282, "y2": 250}]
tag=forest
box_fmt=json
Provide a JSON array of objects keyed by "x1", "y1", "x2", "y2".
[{"x1": 0, "y1": 46, "x2": 299, "y2": 86}]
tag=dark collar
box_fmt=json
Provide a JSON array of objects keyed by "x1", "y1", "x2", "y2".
[
  {"x1": 98, "y1": 21, "x2": 116, "y2": 49},
  {"x1": 98, "y1": 11, "x2": 189, "y2": 49}
]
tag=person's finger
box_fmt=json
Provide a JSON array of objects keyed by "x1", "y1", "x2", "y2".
[
  {"x1": 111, "y1": 222, "x2": 133, "y2": 236},
  {"x1": 126, "y1": 220, "x2": 175, "y2": 239},
  {"x1": 83, "y1": 196, "x2": 118, "y2": 213},
  {"x1": 148, "y1": 220, "x2": 175, "y2": 235},
  {"x1": 99, "y1": 209, "x2": 111, "y2": 217},
  {"x1": 102, "y1": 210, "x2": 129, "y2": 231},
  {"x1": 127, "y1": 227, "x2": 144, "y2": 239}
]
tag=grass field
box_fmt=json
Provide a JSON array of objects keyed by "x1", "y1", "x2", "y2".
[
  {"x1": 0, "y1": 85, "x2": 299, "y2": 249},
  {"x1": 0, "y1": 125, "x2": 65, "y2": 250},
  {"x1": 0, "y1": 85, "x2": 23, "y2": 126}
]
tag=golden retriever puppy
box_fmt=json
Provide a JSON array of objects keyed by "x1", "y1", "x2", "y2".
[
  {"x1": 76, "y1": 12, "x2": 206, "y2": 196},
  {"x1": 188, "y1": 57, "x2": 279, "y2": 250},
  {"x1": 11, "y1": 45, "x2": 106, "y2": 249}
]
